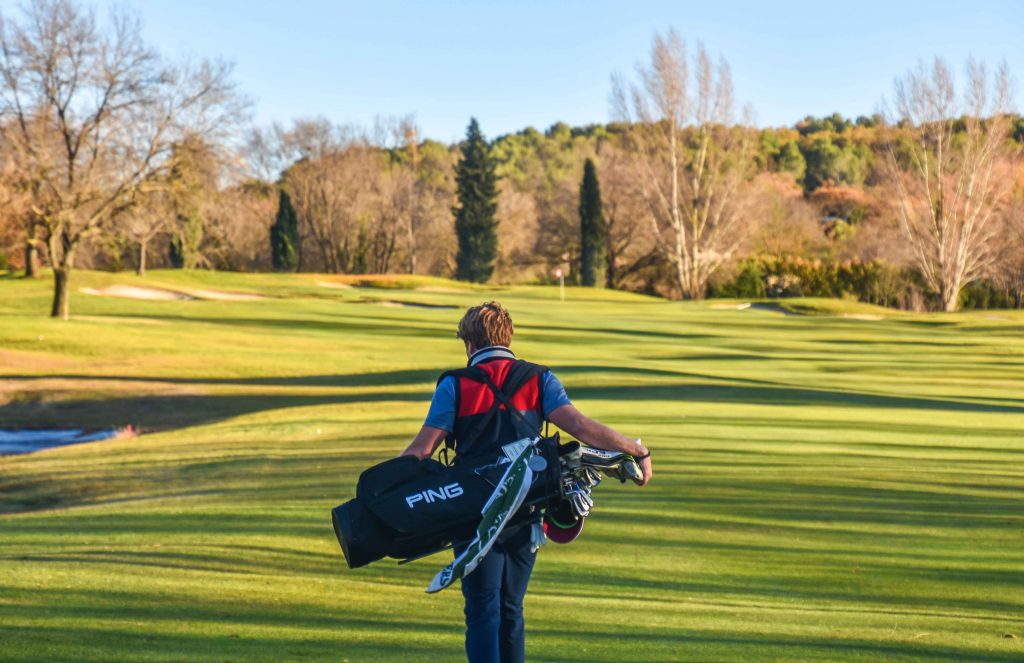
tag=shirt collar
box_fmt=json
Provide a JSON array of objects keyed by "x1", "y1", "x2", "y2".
[{"x1": 468, "y1": 346, "x2": 515, "y2": 367}]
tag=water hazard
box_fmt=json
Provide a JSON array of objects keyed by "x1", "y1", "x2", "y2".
[{"x1": 0, "y1": 428, "x2": 122, "y2": 455}]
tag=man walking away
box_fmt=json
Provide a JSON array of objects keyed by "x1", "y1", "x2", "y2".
[{"x1": 402, "y1": 302, "x2": 653, "y2": 663}]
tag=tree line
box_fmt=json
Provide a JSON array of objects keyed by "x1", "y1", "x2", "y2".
[{"x1": 1, "y1": 3, "x2": 1022, "y2": 318}]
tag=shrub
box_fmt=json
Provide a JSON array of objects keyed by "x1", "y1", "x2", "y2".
[
  {"x1": 716, "y1": 261, "x2": 766, "y2": 298},
  {"x1": 715, "y1": 255, "x2": 924, "y2": 309},
  {"x1": 960, "y1": 280, "x2": 1014, "y2": 310}
]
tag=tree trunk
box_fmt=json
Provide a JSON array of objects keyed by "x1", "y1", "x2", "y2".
[
  {"x1": 24, "y1": 240, "x2": 38, "y2": 278},
  {"x1": 407, "y1": 219, "x2": 417, "y2": 274},
  {"x1": 673, "y1": 258, "x2": 687, "y2": 300},
  {"x1": 137, "y1": 238, "x2": 148, "y2": 277},
  {"x1": 51, "y1": 266, "x2": 70, "y2": 320},
  {"x1": 941, "y1": 280, "x2": 961, "y2": 312},
  {"x1": 24, "y1": 223, "x2": 39, "y2": 278},
  {"x1": 48, "y1": 228, "x2": 73, "y2": 320}
]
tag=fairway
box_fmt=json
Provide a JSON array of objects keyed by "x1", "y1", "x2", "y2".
[{"x1": 1, "y1": 271, "x2": 1022, "y2": 662}]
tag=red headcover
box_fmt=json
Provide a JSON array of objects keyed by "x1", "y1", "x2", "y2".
[{"x1": 543, "y1": 501, "x2": 584, "y2": 544}]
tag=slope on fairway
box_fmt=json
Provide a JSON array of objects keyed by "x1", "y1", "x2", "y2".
[{"x1": 1, "y1": 271, "x2": 1023, "y2": 662}]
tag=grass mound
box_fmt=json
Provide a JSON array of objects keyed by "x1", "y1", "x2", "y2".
[{"x1": 1, "y1": 271, "x2": 1023, "y2": 662}]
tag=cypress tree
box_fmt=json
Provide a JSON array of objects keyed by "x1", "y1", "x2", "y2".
[
  {"x1": 270, "y1": 189, "x2": 299, "y2": 272},
  {"x1": 453, "y1": 118, "x2": 499, "y2": 283},
  {"x1": 579, "y1": 158, "x2": 606, "y2": 287}
]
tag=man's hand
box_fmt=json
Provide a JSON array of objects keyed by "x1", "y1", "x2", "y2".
[{"x1": 636, "y1": 453, "x2": 653, "y2": 486}]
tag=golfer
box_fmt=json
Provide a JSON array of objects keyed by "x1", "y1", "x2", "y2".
[{"x1": 402, "y1": 301, "x2": 652, "y2": 663}]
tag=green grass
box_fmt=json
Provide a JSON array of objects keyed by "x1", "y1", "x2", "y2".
[{"x1": 1, "y1": 270, "x2": 1023, "y2": 662}]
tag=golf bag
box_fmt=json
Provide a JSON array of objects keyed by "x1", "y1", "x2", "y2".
[{"x1": 332, "y1": 436, "x2": 563, "y2": 569}]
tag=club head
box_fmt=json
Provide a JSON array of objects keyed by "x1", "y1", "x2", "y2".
[{"x1": 622, "y1": 458, "x2": 644, "y2": 485}]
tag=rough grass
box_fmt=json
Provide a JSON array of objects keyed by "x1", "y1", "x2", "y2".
[{"x1": 1, "y1": 271, "x2": 1022, "y2": 662}]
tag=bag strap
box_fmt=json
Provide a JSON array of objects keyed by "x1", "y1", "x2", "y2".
[
  {"x1": 478, "y1": 371, "x2": 542, "y2": 440},
  {"x1": 437, "y1": 360, "x2": 547, "y2": 464}
]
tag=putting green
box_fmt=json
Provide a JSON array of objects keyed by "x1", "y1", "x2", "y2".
[{"x1": 1, "y1": 271, "x2": 1022, "y2": 662}]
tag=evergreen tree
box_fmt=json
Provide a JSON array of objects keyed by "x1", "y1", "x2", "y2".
[
  {"x1": 453, "y1": 118, "x2": 499, "y2": 283},
  {"x1": 270, "y1": 189, "x2": 299, "y2": 272},
  {"x1": 168, "y1": 206, "x2": 204, "y2": 269},
  {"x1": 777, "y1": 141, "x2": 806, "y2": 183},
  {"x1": 578, "y1": 158, "x2": 606, "y2": 287}
]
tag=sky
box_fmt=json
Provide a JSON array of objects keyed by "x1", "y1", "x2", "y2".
[{"x1": 3, "y1": 0, "x2": 1023, "y2": 143}]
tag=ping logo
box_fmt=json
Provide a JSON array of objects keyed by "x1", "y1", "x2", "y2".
[{"x1": 406, "y1": 482, "x2": 465, "y2": 508}]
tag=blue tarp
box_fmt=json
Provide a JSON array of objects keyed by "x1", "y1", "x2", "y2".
[{"x1": 0, "y1": 428, "x2": 119, "y2": 455}]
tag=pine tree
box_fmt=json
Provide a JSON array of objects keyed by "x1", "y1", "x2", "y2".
[
  {"x1": 453, "y1": 118, "x2": 499, "y2": 283},
  {"x1": 579, "y1": 158, "x2": 606, "y2": 287},
  {"x1": 270, "y1": 189, "x2": 299, "y2": 272}
]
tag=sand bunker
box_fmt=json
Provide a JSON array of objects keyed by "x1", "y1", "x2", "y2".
[
  {"x1": 81, "y1": 285, "x2": 263, "y2": 301},
  {"x1": 316, "y1": 280, "x2": 354, "y2": 290},
  {"x1": 365, "y1": 299, "x2": 457, "y2": 309},
  {"x1": 81, "y1": 285, "x2": 193, "y2": 300},
  {"x1": 187, "y1": 289, "x2": 263, "y2": 301},
  {"x1": 416, "y1": 286, "x2": 465, "y2": 294}
]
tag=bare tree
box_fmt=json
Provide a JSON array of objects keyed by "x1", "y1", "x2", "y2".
[
  {"x1": 377, "y1": 116, "x2": 423, "y2": 274},
  {"x1": 245, "y1": 116, "x2": 351, "y2": 185},
  {"x1": 0, "y1": 139, "x2": 35, "y2": 273},
  {"x1": 117, "y1": 192, "x2": 170, "y2": 276},
  {"x1": 885, "y1": 57, "x2": 1017, "y2": 311},
  {"x1": 406, "y1": 139, "x2": 457, "y2": 276},
  {"x1": 0, "y1": 0, "x2": 244, "y2": 318},
  {"x1": 612, "y1": 30, "x2": 756, "y2": 299},
  {"x1": 203, "y1": 181, "x2": 276, "y2": 271},
  {"x1": 285, "y1": 141, "x2": 383, "y2": 273},
  {"x1": 990, "y1": 190, "x2": 1024, "y2": 307},
  {"x1": 495, "y1": 188, "x2": 542, "y2": 282},
  {"x1": 596, "y1": 141, "x2": 659, "y2": 288},
  {"x1": 750, "y1": 172, "x2": 826, "y2": 259}
]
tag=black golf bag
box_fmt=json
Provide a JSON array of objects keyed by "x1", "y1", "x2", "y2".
[{"x1": 332, "y1": 436, "x2": 563, "y2": 568}]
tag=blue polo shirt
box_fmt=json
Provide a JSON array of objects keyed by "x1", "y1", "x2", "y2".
[{"x1": 423, "y1": 347, "x2": 571, "y2": 433}]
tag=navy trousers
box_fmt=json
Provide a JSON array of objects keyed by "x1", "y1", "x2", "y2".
[{"x1": 458, "y1": 524, "x2": 537, "y2": 663}]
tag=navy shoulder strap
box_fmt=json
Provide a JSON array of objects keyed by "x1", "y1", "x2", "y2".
[{"x1": 435, "y1": 360, "x2": 548, "y2": 464}]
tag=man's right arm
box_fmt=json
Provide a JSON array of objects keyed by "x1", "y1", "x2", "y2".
[
  {"x1": 402, "y1": 426, "x2": 448, "y2": 459},
  {"x1": 402, "y1": 376, "x2": 455, "y2": 460},
  {"x1": 548, "y1": 403, "x2": 652, "y2": 486}
]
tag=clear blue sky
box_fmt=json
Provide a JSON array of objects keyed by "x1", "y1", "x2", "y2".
[{"x1": 4, "y1": 0, "x2": 1023, "y2": 142}]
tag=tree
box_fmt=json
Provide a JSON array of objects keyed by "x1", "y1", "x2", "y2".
[
  {"x1": 165, "y1": 136, "x2": 221, "y2": 270},
  {"x1": 885, "y1": 57, "x2": 1016, "y2": 311},
  {"x1": 202, "y1": 180, "x2": 276, "y2": 272},
  {"x1": 0, "y1": 0, "x2": 243, "y2": 318},
  {"x1": 270, "y1": 189, "x2": 298, "y2": 271},
  {"x1": 377, "y1": 116, "x2": 448, "y2": 275},
  {"x1": 777, "y1": 141, "x2": 806, "y2": 183},
  {"x1": 0, "y1": 146, "x2": 34, "y2": 274},
  {"x1": 612, "y1": 30, "x2": 757, "y2": 299},
  {"x1": 284, "y1": 140, "x2": 383, "y2": 274},
  {"x1": 801, "y1": 134, "x2": 871, "y2": 192},
  {"x1": 748, "y1": 172, "x2": 825, "y2": 259},
  {"x1": 118, "y1": 192, "x2": 170, "y2": 276},
  {"x1": 578, "y1": 158, "x2": 606, "y2": 287},
  {"x1": 453, "y1": 118, "x2": 499, "y2": 283},
  {"x1": 596, "y1": 142, "x2": 659, "y2": 289},
  {"x1": 490, "y1": 123, "x2": 596, "y2": 282}
]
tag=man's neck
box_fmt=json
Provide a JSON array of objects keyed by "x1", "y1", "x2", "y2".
[{"x1": 468, "y1": 346, "x2": 515, "y2": 367}]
